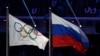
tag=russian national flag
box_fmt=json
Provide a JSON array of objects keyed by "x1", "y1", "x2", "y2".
[{"x1": 52, "y1": 13, "x2": 89, "y2": 53}]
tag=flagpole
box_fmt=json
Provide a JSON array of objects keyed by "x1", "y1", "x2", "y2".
[
  {"x1": 49, "y1": 7, "x2": 52, "y2": 56},
  {"x1": 6, "y1": 6, "x2": 9, "y2": 56}
]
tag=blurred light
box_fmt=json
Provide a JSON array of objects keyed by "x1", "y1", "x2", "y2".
[{"x1": 42, "y1": 20, "x2": 46, "y2": 23}]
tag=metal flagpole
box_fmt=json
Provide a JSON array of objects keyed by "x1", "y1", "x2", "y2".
[
  {"x1": 49, "y1": 7, "x2": 52, "y2": 56},
  {"x1": 6, "y1": 6, "x2": 9, "y2": 56}
]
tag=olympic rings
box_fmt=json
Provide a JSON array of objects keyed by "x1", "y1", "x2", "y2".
[{"x1": 14, "y1": 22, "x2": 42, "y2": 40}]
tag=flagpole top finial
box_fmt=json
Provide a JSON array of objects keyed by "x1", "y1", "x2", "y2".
[
  {"x1": 6, "y1": 6, "x2": 9, "y2": 9},
  {"x1": 49, "y1": 7, "x2": 51, "y2": 10}
]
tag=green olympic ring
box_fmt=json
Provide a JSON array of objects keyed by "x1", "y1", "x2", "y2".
[{"x1": 29, "y1": 28, "x2": 38, "y2": 40}]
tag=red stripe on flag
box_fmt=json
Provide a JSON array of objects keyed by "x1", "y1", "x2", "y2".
[{"x1": 52, "y1": 35, "x2": 87, "y2": 53}]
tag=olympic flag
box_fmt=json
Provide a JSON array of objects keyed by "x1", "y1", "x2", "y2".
[{"x1": 9, "y1": 14, "x2": 49, "y2": 50}]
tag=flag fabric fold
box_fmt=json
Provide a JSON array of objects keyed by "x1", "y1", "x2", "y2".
[
  {"x1": 9, "y1": 14, "x2": 49, "y2": 50},
  {"x1": 51, "y1": 13, "x2": 89, "y2": 53}
]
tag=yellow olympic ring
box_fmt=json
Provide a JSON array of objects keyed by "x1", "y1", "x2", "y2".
[
  {"x1": 24, "y1": 25, "x2": 33, "y2": 34},
  {"x1": 19, "y1": 24, "x2": 28, "y2": 38}
]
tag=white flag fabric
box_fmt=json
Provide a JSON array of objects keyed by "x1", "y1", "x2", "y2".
[{"x1": 9, "y1": 14, "x2": 49, "y2": 50}]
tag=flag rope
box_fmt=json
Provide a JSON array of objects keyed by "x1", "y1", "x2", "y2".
[
  {"x1": 21, "y1": 0, "x2": 37, "y2": 27},
  {"x1": 66, "y1": 0, "x2": 82, "y2": 27}
]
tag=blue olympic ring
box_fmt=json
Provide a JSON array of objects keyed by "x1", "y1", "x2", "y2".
[{"x1": 14, "y1": 22, "x2": 23, "y2": 32}]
